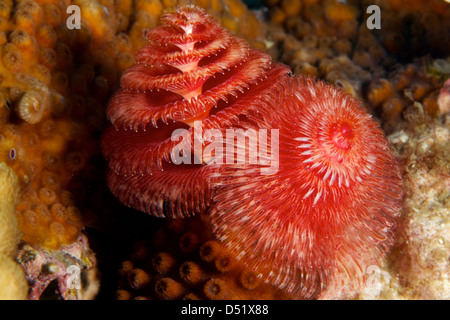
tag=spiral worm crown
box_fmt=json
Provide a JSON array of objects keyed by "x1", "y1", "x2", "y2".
[
  {"x1": 102, "y1": 6, "x2": 290, "y2": 218},
  {"x1": 102, "y1": 6, "x2": 403, "y2": 298}
]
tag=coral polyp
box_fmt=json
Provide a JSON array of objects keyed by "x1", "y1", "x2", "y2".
[
  {"x1": 17, "y1": 91, "x2": 46, "y2": 124},
  {"x1": 117, "y1": 215, "x2": 292, "y2": 300}
]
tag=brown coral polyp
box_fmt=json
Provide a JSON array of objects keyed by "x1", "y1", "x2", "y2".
[
  {"x1": 214, "y1": 253, "x2": 235, "y2": 273},
  {"x1": 64, "y1": 151, "x2": 85, "y2": 173},
  {"x1": 0, "y1": 1, "x2": 12, "y2": 20},
  {"x1": 9, "y1": 29, "x2": 36, "y2": 56},
  {"x1": 38, "y1": 187, "x2": 57, "y2": 206},
  {"x1": 49, "y1": 203, "x2": 66, "y2": 222},
  {"x1": 42, "y1": 151, "x2": 61, "y2": 171},
  {"x1": 14, "y1": 11, "x2": 35, "y2": 35},
  {"x1": 116, "y1": 289, "x2": 132, "y2": 300},
  {"x1": 152, "y1": 252, "x2": 176, "y2": 275},
  {"x1": 239, "y1": 270, "x2": 261, "y2": 290},
  {"x1": 179, "y1": 232, "x2": 201, "y2": 254},
  {"x1": 367, "y1": 78, "x2": 394, "y2": 107},
  {"x1": 199, "y1": 240, "x2": 223, "y2": 262},
  {"x1": 38, "y1": 47, "x2": 56, "y2": 70},
  {"x1": 36, "y1": 24, "x2": 57, "y2": 48},
  {"x1": 31, "y1": 64, "x2": 51, "y2": 86},
  {"x1": 155, "y1": 277, "x2": 184, "y2": 299},
  {"x1": 179, "y1": 261, "x2": 203, "y2": 284},
  {"x1": 2, "y1": 44, "x2": 23, "y2": 72},
  {"x1": 41, "y1": 3, "x2": 61, "y2": 28},
  {"x1": 40, "y1": 170, "x2": 60, "y2": 189},
  {"x1": 129, "y1": 268, "x2": 151, "y2": 290},
  {"x1": 17, "y1": 91, "x2": 46, "y2": 124},
  {"x1": 117, "y1": 214, "x2": 294, "y2": 300},
  {"x1": 203, "y1": 278, "x2": 228, "y2": 299},
  {"x1": 17, "y1": 0, "x2": 42, "y2": 26}
]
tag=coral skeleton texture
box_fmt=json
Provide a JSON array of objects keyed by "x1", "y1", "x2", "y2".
[{"x1": 0, "y1": 163, "x2": 28, "y2": 300}]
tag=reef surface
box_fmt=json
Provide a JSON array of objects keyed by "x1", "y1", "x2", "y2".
[{"x1": 0, "y1": 0, "x2": 448, "y2": 299}]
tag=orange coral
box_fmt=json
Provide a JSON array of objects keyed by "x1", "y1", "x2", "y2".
[
  {"x1": 365, "y1": 58, "x2": 446, "y2": 132},
  {"x1": 367, "y1": 78, "x2": 395, "y2": 107},
  {"x1": 265, "y1": 0, "x2": 449, "y2": 136},
  {"x1": 117, "y1": 215, "x2": 292, "y2": 300},
  {"x1": 0, "y1": 0, "x2": 278, "y2": 269},
  {"x1": 324, "y1": 0, "x2": 358, "y2": 25}
]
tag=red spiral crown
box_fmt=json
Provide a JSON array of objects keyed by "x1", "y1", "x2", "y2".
[
  {"x1": 102, "y1": 6, "x2": 403, "y2": 299},
  {"x1": 209, "y1": 76, "x2": 403, "y2": 298},
  {"x1": 102, "y1": 6, "x2": 289, "y2": 218}
]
